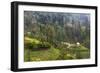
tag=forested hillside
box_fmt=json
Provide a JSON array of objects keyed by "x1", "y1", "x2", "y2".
[{"x1": 24, "y1": 11, "x2": 90, "y2": 62}]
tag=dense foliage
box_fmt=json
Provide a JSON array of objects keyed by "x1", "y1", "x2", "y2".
[{"x1": 24, "y1": 11, "x2": 90, "y2": 62}]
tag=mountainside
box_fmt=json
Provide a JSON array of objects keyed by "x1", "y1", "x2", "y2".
[
  {"x1": 24, "y1": 11, "x2": 90, "y2": 30},
  {"x1": 24, "y1": 11, "x2": 90, "y2": 62},
  {"x1": 24, "y1": 11, "x2": 90, "y2": 48}
]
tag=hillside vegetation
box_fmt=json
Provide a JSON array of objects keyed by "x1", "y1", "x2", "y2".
[{"x1": 24, "y1": 11, "x2": 90, "y2": 62}]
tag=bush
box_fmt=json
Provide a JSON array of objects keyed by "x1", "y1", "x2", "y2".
[
  {"x1": 47, "y1": 48, "x2": 60, "y2": 60},
  {"x1": 38, "y1": 42, "x2": 51, "y2": 48},
  {"x1": 25, "y1": 41, "x2": 34, "y2": 49},
  {"x1": 63, "y1": 54, "x2": 76, "y2": 60}
]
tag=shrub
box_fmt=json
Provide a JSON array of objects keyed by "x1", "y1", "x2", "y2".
[
  {"x1": 63, "y1": 54, "x2": 76, "y2": 60},
  {"x1": 38, "y1": 42, "x2": 51, "y2": 48},
  {"x1": 25, "y1": 41, "x2": 33, "y2": 49},
  {"x1": 47, "y1": 48, "x2": 60, "y2": 60}
]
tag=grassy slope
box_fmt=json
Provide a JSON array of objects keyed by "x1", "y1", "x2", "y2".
[
  {"x1": 24, "y1": 37, "x2": 90, "y2": 62},
  {"x1": 24, "y1": 47, "x2": 60, "y2": 62}
]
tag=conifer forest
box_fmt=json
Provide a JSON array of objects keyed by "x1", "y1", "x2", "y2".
[{"x1": 24, "y1": 11, "x2": 90, "y2": 62}]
